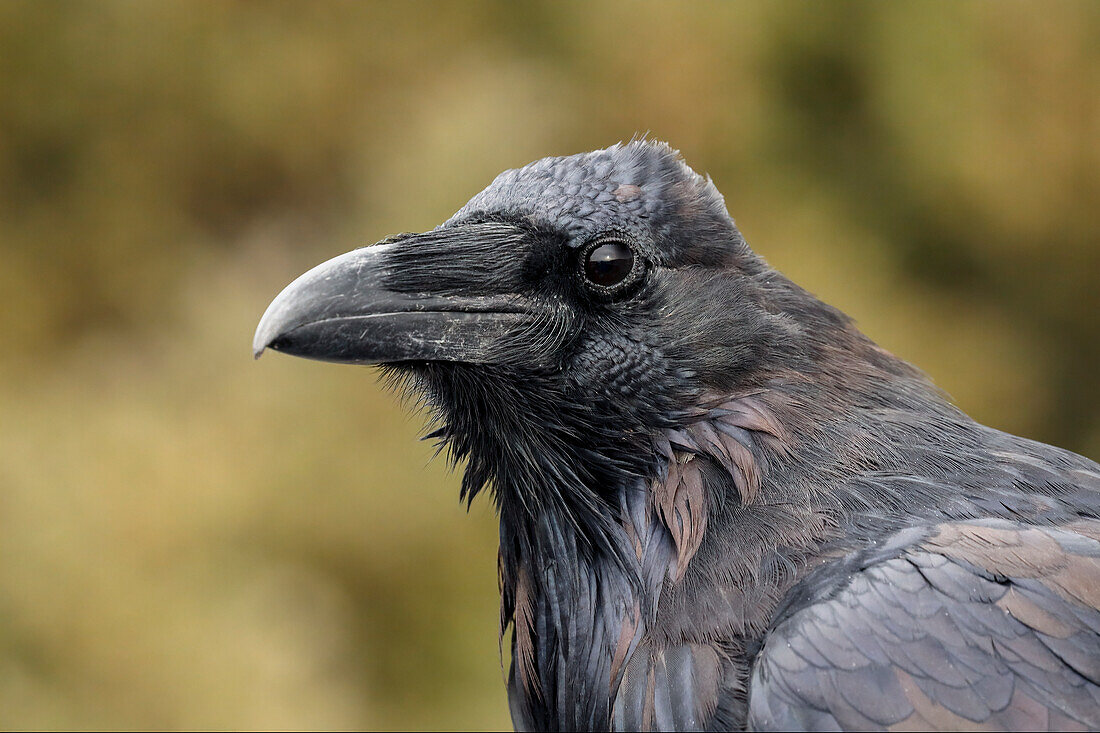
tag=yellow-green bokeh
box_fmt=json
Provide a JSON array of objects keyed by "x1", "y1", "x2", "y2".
[{"x1": 2, "y1": 2, "x2": 1099, "y2": 729}]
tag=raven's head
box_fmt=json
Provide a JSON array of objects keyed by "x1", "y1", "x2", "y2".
[
  {"x1": 255, "y1": 141, "x2": 931, "y2": 727},
  {"x1": 254, "y1": 141, "x2": 824, "y2": 534}
]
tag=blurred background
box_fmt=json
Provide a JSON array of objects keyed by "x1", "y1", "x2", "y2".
[{"x1": 1, "y1": 1, "x2": 1099, "y2": 729}]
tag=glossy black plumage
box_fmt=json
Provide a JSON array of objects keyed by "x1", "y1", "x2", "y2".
[{"x1": 254, "y1": 141, "x2": 1100, "y2": 731}]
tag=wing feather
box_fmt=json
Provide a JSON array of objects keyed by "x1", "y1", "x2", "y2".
[{"x1": 748, "y1": 519, "x2": 1100, "y2": 731}]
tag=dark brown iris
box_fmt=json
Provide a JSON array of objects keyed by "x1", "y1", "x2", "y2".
[{"x1": 583, "y1": 241, "x2": 635, "y2": 288}]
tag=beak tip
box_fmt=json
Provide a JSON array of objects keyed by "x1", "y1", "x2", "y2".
[{"x1": 252, "y1": 318, "x2": 277, "y2": 360}]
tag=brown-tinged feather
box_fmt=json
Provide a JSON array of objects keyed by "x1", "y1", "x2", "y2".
[
  {"x1": 514, "y1": 566, "x2": 540, "y2": 700},
  {"x1": 718, "y1": 431, "x2": 760, "y2": 504},
  {"x1": 642, "y1": 662, "x2": 657, "y2": 732},
  {"x1": 1049, "y1": 554, "x2": 1100, "y2": 609},
  {"x1": 621, "y1": 507, "x2": 643, "y2": 562},
  {"x1": 723, "y1": 395, "x2": 792, "y2": 447},
  {"x1": 609, "y1": 604, "x2": 639, "y2": 691},
  {"x1": 663, "y1": 456, "x2": 681, "y2": 509},
  {"x1": 672, "y1": 458, "x2": 707, "y2": 582},
  {"x1": 894, "y1": 669, "x2": 993, "y2": 730},
  {"x1": 688, "y1": 420, "x2": 729, "y2": 463},
  {"x1": 1067, "y1": 518, "x2": 1100, "y2": 542},
  {"x1": 997, "y1": 586, "x2": 1077, "y2": 639},
  {"x1": 996, "y1": 687, "x2": 1053, "y2": 731},
  {"x1": 651, "y1": 472, "x2": 677, "y2": 566},
  {"x1": 653, "y1": 453, "x2": 709, "y2": 583},
  {"x1": 497, "y1": 549, "x2": 512, "y2": 679},
  {"x1": 925, "y1": 523, "x2": 1066, "y2": 576},
  {"x1": 888, "y1": 710, "x2": 938, "y2": 732},
  {"x1": 925, "y1": 521, "x2": 1100, "y2": 610}
]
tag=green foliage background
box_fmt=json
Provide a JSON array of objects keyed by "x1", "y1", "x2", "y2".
[{"x1": 2, "y1": 2, "x2": 1098, "y2": 729}]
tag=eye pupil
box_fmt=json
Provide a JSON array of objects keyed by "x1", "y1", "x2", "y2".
[{"x1": 584, "y1": 242, "x2": 635, "y2": 288}]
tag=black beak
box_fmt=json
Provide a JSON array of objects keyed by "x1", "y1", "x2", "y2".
[{"x1": 253, "y1": 229, "x2": 533, "y2": 365}]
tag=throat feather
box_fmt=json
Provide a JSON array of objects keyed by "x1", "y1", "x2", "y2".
[
  {"x1": 649, "y1": 391, "x2": 794, "y2": 578},
  {"x1": 499, "y1": 390, "x2": 794, "y2": 728}
]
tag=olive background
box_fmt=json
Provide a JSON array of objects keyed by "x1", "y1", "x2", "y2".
[{"x1": 2, "y1": 2, "x2": 1099, "y2": 729}]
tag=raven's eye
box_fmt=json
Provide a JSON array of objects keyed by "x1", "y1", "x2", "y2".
[{"x1": 582, "y1": 239, "x2": 638, "y2": 291}]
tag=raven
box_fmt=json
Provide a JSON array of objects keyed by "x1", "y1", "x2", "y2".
[{"x1": 254, "y1": 141, "x2": 1100, "y2": 731}]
